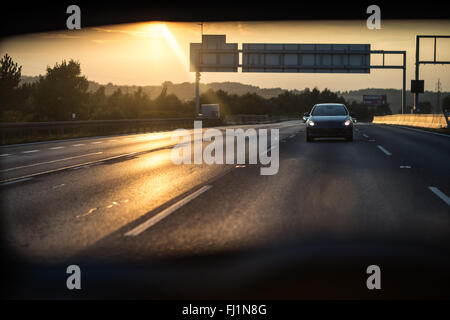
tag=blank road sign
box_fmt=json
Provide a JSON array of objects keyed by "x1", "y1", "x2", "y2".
[
  {"x1": 190, "y1": 35, "x2": 238, "y2": 72},
  {"x1": 242, "y1": 43, "x2": 370, "y2": 73}
]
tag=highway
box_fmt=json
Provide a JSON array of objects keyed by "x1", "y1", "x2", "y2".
[{"x1": 1, "y1": 120, "x2": 449, "y2": 298}]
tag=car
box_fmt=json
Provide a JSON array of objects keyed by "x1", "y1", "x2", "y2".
[
  {"x1": 305, "y1": 103, "x2": 354, "y2": 142},
  {"x1": 302, "y1": 112, "x2": 309, "y2": 123}
]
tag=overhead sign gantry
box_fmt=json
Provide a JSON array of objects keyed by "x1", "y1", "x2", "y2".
[{"x1": 190, "y1": 35, "x2": 406, "y2": 115}]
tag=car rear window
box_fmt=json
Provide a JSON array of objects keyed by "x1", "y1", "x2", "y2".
[{"x1": 311, "y1": 105, "x2": 348, "y2": 116}]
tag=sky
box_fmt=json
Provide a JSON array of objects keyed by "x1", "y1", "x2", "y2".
[{"x1": 1, "y1": 20, "x2": 449, "y2": 92}]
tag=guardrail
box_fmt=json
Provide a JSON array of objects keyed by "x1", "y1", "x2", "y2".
[
  {"x1": 372, "y1": 114, "x2": 450, "y2": 129},
  {"x1": 0, "y1": 115, "x2": 297, "y2": 145},
  {"x1": 0, "y1": 118, "x2": 220, "y2": 145},
  {"x1": 222, "y1": 114, "x2": 296, "y2": 125}
]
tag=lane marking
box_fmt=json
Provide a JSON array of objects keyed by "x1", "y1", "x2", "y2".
[
  {"x1": 259, "y1": 144, "x2": 278, "y2": 157},
  {"x1": 0, "y1": 177, "x2": 33, "y2": 186},
  {"x1": 70, "y1": 162, "x2": 105, "y2": 170},
  {"x1": 22, "y1": 150, "x2": 39, "y2": 154},
  {"x1": 0, "y1": 152, "x2": 103, "y2": 172},
  {"x1": 49, "y1": 146, "x2": 65, "y2": 150},
  {"x1": 73, "y1": 144, "x2": 85, "y2": 147},
  {"x1": 108, "y1": 139, "x2": 118, "y2": 142},
  {"x1": 91, "y1": 141, "x2": 102, "y2": 144},
  {"x1": 428, "y1": 186, "x2": 450, "y2": 206},
  {"x1": 363, "y1": 134, "x2": 369, "y2": 138},
  {"x1": 0, "y1": 154, "x2": 12, "y2": 157},
  {"x1": 381, "y1": 124, "x2": 450, "y2": 138},
  {"x1": 377, "y1": 145, "x2": 392, "y2": 156},
  {"x1": 0, "y1": 152, "x2": 137, "y2": 184},
  {"x1": 125, "y1": 185, "x2": 213, "y2": 237},
  {"x1": 399, "y1": 165, "x2": 411, "y2": 169}
]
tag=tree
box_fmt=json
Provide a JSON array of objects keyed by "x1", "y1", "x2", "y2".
[
  {"x1": 33, "y1": 60, "x2": 89, "y2": 121},
  {"x1": 0, "y1": 54, "x2": 22, "y2": 111},
  {"x1": 442, "y1": 95, "x2": 450, "y2": 113}
]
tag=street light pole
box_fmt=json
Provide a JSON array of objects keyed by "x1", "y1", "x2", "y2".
[{"x1": 194, "y1": 22, "x2": 204, "y2": 118}]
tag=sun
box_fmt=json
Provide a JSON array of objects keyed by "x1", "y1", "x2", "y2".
[{"x1": 144, "y1": 22, "x2": 189, "y2": 70}]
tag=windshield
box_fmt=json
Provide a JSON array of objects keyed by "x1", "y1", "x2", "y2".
[
  {"x1": 1, "y1": 11, "x2": 450, "y2": 302},
  {"x1": 311, "y1": 105, "x2": 348, "y2": 116}
]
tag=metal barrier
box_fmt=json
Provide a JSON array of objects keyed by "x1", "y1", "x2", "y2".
[
  {"x1": 222, "y1": 114, "x2": 296, "y2": 125},
  {"x1": 372, "y1": 114, "x2": 449, "y2": 129},
  {"x1": 0, "y1": 118, "x2": 220, "y2": 145},
  {"x1": 0, "y1": 115, "x2": 297, "y2": 145}
]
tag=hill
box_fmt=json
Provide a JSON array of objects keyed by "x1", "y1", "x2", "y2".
[{"x1": 20, "y1": 76, "x2": 449, "y2": 113}]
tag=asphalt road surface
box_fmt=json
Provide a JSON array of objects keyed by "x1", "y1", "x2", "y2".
[{"x1": 1, "y1": 120, "x2": 449, "y2": 299}]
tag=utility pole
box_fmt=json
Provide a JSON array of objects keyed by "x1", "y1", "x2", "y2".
[
  {"x1": 195, "y1": 23, "x2": 204, "y2": 118},
  {"x1": 436, "y1": 78, "x2": 441, "y2": 113}
]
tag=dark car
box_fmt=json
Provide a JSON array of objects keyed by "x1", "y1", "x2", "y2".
[
  {"x1": 305, "y1": 103, "x2": 354, "y2": 142},
  {"x1": 302, "y1": 112, "x2": 309, "y2": 123}
]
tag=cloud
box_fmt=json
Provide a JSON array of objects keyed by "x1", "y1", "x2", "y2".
[
  {"x1": 91, "y1": 39, "x2": 116, "y2": 44},
  {"x1": 35, "y1": 33, "x2": 81, "y2": 39},
  {"x1": 91, "y1": 27, "x2": 147, "y2": 38}
]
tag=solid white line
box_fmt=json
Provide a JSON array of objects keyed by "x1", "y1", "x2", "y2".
[
  {"x1": 0, "y1": 177, "x2": 33, "y2": 186},
  {"x1": 70, "y1": 162, "x2": 105, "y2": 170},
  {"x1": 384, "y1": 124, "x2": 450, "y2": 138},
  {"x1": 124, "y1": 185, "x2": 213, "y2": 236},
  {"x1": 377, "y1": 145, "x2": 392, "y2": 156},
  {"x1": 49, "y1": 146, "x2": 65, "y2": 150},
  {"x1": 0, "y1": 152, "x2": 137, "y2": 184},
  {"x1": 428, "y1": 186, "x2": 450, "y2": 206},
  {"x1": 22, "y1": 150, "x2": 39, "y2": 154},
  {"x1": 0, "y1": 152, "x2": 103, "y2": 172}
]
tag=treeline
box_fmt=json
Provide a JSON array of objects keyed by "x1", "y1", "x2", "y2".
[{"x1": 1, "y1": 54, "x2": 390, "y2": 122}]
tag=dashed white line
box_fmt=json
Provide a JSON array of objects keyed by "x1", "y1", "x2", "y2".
[
  {"x1": 49, "y1": 146, "x2": 65, "y2": 150},
  {"x1": 108, "y1": 139, "x2": 118, "y2": 142},
  {"x1": 91, "y1": 141, "x2": 102, "y2": 144},
  {"x1": 22, "y1": 150, "x2": 39, "y2": 154},
  {"x1": 377, "y1": 145, "x2": 392, "y2": 156},
  {"x1": 428, "y1": 186, "x2": 450, "y2": 206},
  {"x1": 73, "y1": 144, "x2": 85, "y2": 147},
  {"x1": 363, "y1": 134, "x2": 369, "y2": 138},
  {"x1": 0, "y1": 154, "x2": 12, "y2": 157},
  {"x1": 125, "y1": 185, "x2": 213, "y2": 236}
]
